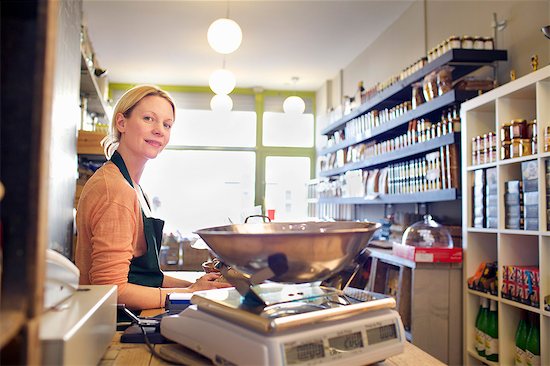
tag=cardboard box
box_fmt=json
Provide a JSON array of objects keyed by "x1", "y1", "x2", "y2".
[{"x1": 392, "y1": 243, "x2": 462, "y2": 263}]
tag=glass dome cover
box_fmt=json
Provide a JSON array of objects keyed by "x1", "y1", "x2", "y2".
[{"x1": 402, "y1": 214, "x2": 454, "y2": 248}]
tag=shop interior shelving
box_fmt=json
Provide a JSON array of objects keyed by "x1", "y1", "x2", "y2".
[
  {"x1": 461, "y1": 65, "x2": 550, "y2": 366},
  {"x1": 318, "y1": 48, "x2": 507, "y2": 206},
  {"x1": 80, "y1": 48, "x2": 111, "y2": 125}
]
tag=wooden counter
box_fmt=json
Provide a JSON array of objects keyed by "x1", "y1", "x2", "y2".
[{"x1": 100, "y1": 327, "x2": 445, "y2": 366}]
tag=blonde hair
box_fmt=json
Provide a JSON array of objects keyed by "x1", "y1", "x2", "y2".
[{"x1": 101, "y1": 84, "x2": 176, "y2": 159}]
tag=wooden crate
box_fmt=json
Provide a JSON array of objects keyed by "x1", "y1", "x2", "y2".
[{"x1": 77, "y1": 130, "x2": 106, "y2": 155}]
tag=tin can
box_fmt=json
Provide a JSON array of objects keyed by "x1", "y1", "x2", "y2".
[
  {"x1": 501, "y1": 122, "x2": 512, "y2": 142},
  {"x1": 501, "y1": 140, "x2": 511, "y2": 160}
]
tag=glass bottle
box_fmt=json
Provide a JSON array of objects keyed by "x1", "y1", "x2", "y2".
[
  {"x1": 485, "y1": 300, "x2": 499, "y2": 362},
  {"x1": 516, "y1": 316, "x2": 528, "y2": 366},
  {"x1": 475, "y1": 297, "x2": 488, "y2": 357},
  {"x1": 525, "y1": 319, "x2": 540, "y2": 366}
]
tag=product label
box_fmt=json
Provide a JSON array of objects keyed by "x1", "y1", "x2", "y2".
[
  {"x1": 475, "y1": 329, "x2": 485, "y2": 352},
  {"x1": 525, "y1": 351, "x2": 541, "y2": 366},
  {"x1": 485, "y1": 336, "x2": 498, "y2": 356},
  {"x1": 516, "y1": 347, "x2": 526, "y2": 366}
]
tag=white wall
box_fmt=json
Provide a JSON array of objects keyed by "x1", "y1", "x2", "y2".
[{"x1": 316, "y1": 0, "x2": 550, "y2": 117}]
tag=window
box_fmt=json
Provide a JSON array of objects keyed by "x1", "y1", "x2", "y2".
[
  {"x1": 265, "y1": 156, "x2": 311, "y2": 221},
  {"x1": 263, "y1": 112, "x2": 314, "y2": 147},
  {"x1": 141, "y1": 149, "x2": 255, "y2": 233}
]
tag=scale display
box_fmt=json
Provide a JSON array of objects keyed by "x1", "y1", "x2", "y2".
[
  {"x1": 328, "y1": 331, "x2": 363, "y2": 353},
  {"x1": 284, "y1": 340, "x2": 325, "y2": 364},
  {"x1": 367, "y1": 324, "x2": 397, "y2": 345}
]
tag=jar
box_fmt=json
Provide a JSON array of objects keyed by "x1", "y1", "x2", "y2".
[
  {"x1": 501, "y1": 140, "x2": 511, "y2": 160},
  {"x1": 501, "y1": 122, "x2": 512, "y2": 142},
  {"x1": 448, "y1": 36, "x2": 461, "y2": 49},
  {"x1": 487, "y1": 132, "x2": 497, "y2": 149},
  {"x1": 520, "y1": 138, "x2": 532, "y2": 156},
  {"x1": 510, "y1": 119, "x2": 527, "y2": 139},
  {"x1": 489, "y1": 146, "x2": 497, "y2": 163},
  {"x1": 510, "y1": 138, "x2": 522, "y2": 158},
  {"x1": 526, "y1": 119, "x2": 537, "y2": 140},
  {"x1": 484, "y1": 37, "x2": 494, "y2": 50},
  {"x1": 532, "y1": 134, "x2": 538, "y2": 154},
  {"x1": 545, "y1": 126, "x2": 550, "y2": 152},
  {"x1": 473, "y1": 37, "x2": 485, "y2": 50},
  {"x1": 461, "y1": 36, "x2": 474, "y2": 49}
]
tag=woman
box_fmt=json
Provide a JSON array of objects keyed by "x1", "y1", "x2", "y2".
[{"x1": 75, "y1": 85, "x2": 230, "y2": 311}]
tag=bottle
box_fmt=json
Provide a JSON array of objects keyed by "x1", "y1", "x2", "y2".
[
  {"x1": 485, "y1": 300, "x2": 499, "y2": 361},
  {"x1": 475, "y1": 297, "x2": 488, "y2": 356},
  {"x1": 525, "y1": 318, "x2": 540, "y2": 366},
  {"x1": 515, "y1": 316, "x2": 528, "y2": 366}
]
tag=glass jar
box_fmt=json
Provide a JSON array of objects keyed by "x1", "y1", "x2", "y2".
[
  {"x1": 461, "y1": 36, "x2": 474, "y2": 49},
  {"x1": 501, "y1": 140, "x2": 511, "y2": 160},
  {"x1": 501, "y1": 122, "x2": 512, "y2": 142},
  {"x1": 526, "y1": 119, "x2": 537, "y2": 140},
  {"x1": 520, "y1": 138, "x2": 532, "y2": 156},
  {"x1": 545, "y1": 126, "x2": 550, "y2": 152},
  {"x1": 473, "y1": 37, "x2": 485, "y2": 49},
  {"x1": 402, "y1": 214, "x2": 454, "y2": 248},
  {"x1": 489, "y1": 146, "x2": 497, "y2": 163},
  {"x1": 449, "y1": 36, "x2": 461, "y2": 49},
  {"x1": 510, "y1": 119, "x2": 527, "y2": 139},
  {"x1": 510, "y1": 138, "x2": 522, "y2": 158},
  {"x1": 472, "y1": 150, "x2": 478, "y2": 166},
  {"x1": 484, "y1": 37, "x2": 494, "y2": 50}
]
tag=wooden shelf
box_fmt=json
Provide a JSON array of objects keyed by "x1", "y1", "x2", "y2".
[
  {"x1": 466, "y1": 289, "x2": 499, "y2": 301},
  {"x1": 320, "y1": 132, "x2": 459, "y2": 177},
  {"x1": 77, "y1": 130, "x2": 106, "y2": 155},
  {"x1": 321, "y1": 49, "x2": 507, "y2": 135},
  {"x1": 318, "y1": 188, "x2": 459, "y2": 205}
]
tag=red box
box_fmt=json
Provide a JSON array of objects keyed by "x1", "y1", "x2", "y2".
[{"x1": 392, "y1": 243, "x2": 462, "y2": 263}]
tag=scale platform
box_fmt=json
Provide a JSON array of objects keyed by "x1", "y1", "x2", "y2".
[{"x1": 161, "y1": 284, "x2": 405, "y2": 365}]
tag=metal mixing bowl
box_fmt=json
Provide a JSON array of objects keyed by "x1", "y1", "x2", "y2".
[{"x1": 194, "y1": 221, "x2": 380, "y2": 283}]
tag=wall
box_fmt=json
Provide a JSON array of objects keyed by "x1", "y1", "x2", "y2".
[
  {"x1": 47, "y1": 0, "x2": 82, "y2": 257},
  {"x1": 317, "y1": 0, "x2": 550, "y2": 116}
]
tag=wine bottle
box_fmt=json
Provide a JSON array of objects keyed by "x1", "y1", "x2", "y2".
[
  {"x1": 515, "y1": 316, "x2": 528, "y2": 366},
  {"x1": 525, "y1": 318, "x2": 540, "y2": 366},
  {"x1": 475, "y1": 297, "x2": 488, "y2": 356},
  {"x1": 485, "y1": 300, "x2": 499, "y2": 361}
]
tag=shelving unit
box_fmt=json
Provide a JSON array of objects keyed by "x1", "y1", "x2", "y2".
[
  {"x1": 317, "y1": 48, "x2": 507, "y2": 209},
  {"x1": 461, "y1": 65, "x2": 550, "y2": 366},
  {"x1": 80, "y1": 48, "x2": 111, "y2": 125}
]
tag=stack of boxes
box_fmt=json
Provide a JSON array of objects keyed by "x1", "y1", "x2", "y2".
[
  {"x1": 472, "y1": 168, "x2": 497, "y2": 228},
  {"x1": 504, "y1": 180, "x2": 523, "y2": 230},
  {"x1": 522, "y1": 160, "x2": 538, "y2": 231}
]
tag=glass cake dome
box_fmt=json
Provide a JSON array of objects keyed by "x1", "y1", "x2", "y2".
[{"x1": 402, "y1": 214, "x2": 453, "y2": 248}]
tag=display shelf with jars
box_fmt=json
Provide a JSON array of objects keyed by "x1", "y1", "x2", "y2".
[
  {"x1": 317, "y1": 44, "x2": 507, "y2": 208},
  {"x1": 461, "y1": 64, "x2": 550, "y2": 366}
]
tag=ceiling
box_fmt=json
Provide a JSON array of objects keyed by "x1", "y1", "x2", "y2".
[{"x1": 83, "y1": 0, "x2": 414, "y2": 92}]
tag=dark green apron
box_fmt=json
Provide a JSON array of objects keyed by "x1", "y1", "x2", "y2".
[{"x1": 110, "y1": 151, "x2": 165, "y2": 322}]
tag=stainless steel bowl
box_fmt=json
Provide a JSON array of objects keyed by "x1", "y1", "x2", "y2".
[{"x1": 194, "y1": 221, "x2": 380, "y2": 283}]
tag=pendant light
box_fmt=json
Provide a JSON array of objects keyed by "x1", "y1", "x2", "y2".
[
  {"x1": 209, "y1": 60, "x2": 236, "y2": 95},
  {"x1": 207, "y1": 1, "x2": 242, "y2": 55},
  {"x1": 210, "y1": 94, "x2": 233, "y2": 112},
  {"x1": 283, "y1": 77, "x2": 305, "y2": 114}
]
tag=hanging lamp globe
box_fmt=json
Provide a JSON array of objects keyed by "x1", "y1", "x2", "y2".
[
  {"x1": 283, "y1": 95, "x2": 305, "y2": 114},
  {"x1": 209, "y1": 69, "x2": 236, "y2": 95},
  {"x1": 207, "y1": 18, "x2": 242, "y2": 54},
  {"x1": 210, "y1": 94, "x2": 233, "y2": 112}
]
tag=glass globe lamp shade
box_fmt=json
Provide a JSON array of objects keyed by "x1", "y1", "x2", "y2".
[
  {"x1": 402, "y1": 214, "x2": 453, "y2": 248},
  {"x1": 207, "y1": 18, "x2": 242, "y2": 54},
  {"x1": 283, "y1": 96, "x2": 305, "y2": 114},
  {"x1": 209, "y1": 69, "x2": 236, "y2": 95},
  {"x1": 210, "y1": 94, "x2": 233, "y2": 112}
]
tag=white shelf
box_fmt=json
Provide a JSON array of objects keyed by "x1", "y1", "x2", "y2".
[{"x1": 461, "y1": 65, "x2": 550, "y2": 366}]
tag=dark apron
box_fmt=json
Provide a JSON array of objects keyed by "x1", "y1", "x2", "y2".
[{"x1": 110, "y1": 151, "x2": 165, "y2": 322}]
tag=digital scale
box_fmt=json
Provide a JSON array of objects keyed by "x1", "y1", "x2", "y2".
[{"x1": 161, "y1": 283, "x2": 405, "y2": 365}]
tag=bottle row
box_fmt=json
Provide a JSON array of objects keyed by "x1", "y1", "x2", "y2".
[
  {"x1": 317, "y1": 145, "x2": 459, "y2": 199},
  {"x1": 320, "y1": 108, "x2": 460, "y2": 173},
  {"x1": 473, "y1": 299, "x2": 542, "y2": 366}
]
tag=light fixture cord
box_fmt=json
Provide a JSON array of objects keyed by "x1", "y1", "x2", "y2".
[{"x1": 226, "y1": 0, "x2": 230, "y2": 19}]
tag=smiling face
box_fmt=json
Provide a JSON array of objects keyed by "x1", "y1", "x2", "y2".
[{"x1": 115, "y1": 95, "x2": 175, "y2": 162}]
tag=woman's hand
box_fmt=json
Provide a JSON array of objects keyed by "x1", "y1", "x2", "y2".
[{"x1": 187, "y1": 272, "x2": 232, "y2": 291}]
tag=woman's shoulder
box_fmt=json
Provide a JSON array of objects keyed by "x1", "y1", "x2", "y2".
[{"x1": 80, "y1": 162, "x2": 137, "y2": 205}]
